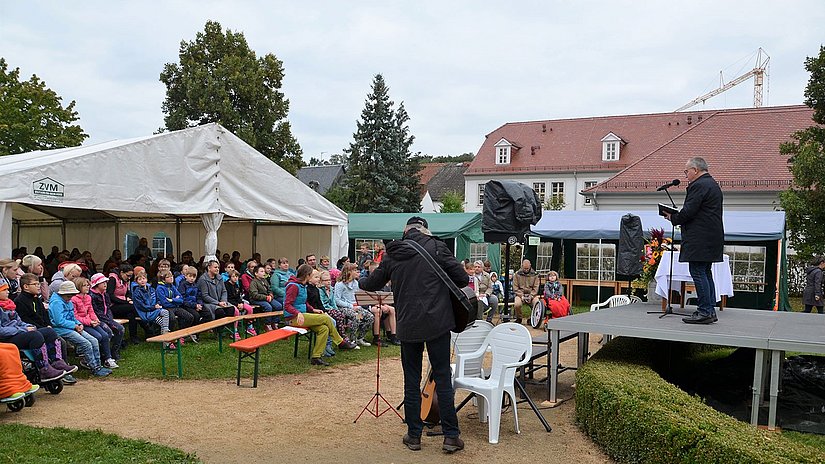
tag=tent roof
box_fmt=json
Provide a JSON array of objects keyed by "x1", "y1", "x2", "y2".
[
  {"x1": 348, "y1": 213, "x2": 483, "y2": 241},
  {"x1": 0, "y1": 124, "x2": 347, "y2": 226},
  {"x1": 531, "y1": 210, "x2": 785, "y2": 241}
]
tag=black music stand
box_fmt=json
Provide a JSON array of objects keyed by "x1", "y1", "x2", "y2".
[{"x1": 354, "y1": 291, "x2": 403, "y2": 423}]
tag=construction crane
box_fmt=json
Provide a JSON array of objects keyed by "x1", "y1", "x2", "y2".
[{"x1": 675, "y1": 48, "x2": 770, "y2": 112}]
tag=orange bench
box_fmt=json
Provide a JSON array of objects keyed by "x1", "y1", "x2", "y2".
[{"x1": 229, "y1": 328, "x2": 314, "y2": 387}]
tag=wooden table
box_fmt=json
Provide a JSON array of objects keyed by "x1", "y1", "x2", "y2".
[{"x1": 559, "y1": 278, "x2": 622, "y2": 305}]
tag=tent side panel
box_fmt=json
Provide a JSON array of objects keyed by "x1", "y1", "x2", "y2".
[
  {"x1": 255, "y1": 224, "x2": 332, "y2": 266},
  {"x1": 0, "y1": 202, "x2": 11, "y2": 257},
  {"x1": 16, "y1": 225, "x2": 63, "y2": 256},
  {"x1": 65, "y1": 223, "x2": 116, "y2": 264},
  {"x1": 217, "y1": 223, "x2": 254, "y2": 260}
]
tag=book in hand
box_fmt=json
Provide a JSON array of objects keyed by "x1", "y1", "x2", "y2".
[{"x1": 658, "y1": 203, "x2": 678, "y2": 218}]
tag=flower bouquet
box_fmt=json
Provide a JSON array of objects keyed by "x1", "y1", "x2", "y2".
[{"x1": 632, "y1": 228, "x2": 672, "y2": 289}]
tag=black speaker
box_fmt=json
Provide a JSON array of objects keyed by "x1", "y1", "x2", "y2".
[
  {"x1": 616, "y1": 213, "x2": 643, "y2": 278},
  {"x1": 481, "y1": 180, "x2": 543, "y2": 244}
]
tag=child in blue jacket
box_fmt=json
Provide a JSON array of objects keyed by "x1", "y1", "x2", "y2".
[
  {"x1": 132, "y1": 271, "x2": 172, "y2": 348},
  {"x1": 176, "y1": 267, "x2": 202, "y2": 342},
  {"x1": 156, "y1": 270, "x2": 194, "y2": 333}
]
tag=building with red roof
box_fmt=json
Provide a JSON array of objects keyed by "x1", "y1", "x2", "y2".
[{"x1": 464, "y1": 105, "x2": 814, "y2": 212}]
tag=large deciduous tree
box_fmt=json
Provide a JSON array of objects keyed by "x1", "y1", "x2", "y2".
[
  {"x1": 340, "y1": 74, "x2": 421, "y2": 212},
  {"x1": 780, "y1": 46, "x2": 825, "y2": 260},
  {"x1": 0, "y1": 58, "x2": 87, "y2": 156},
  {"x1": 160, "y1": 20, "x2": 303, "y2": 174}
]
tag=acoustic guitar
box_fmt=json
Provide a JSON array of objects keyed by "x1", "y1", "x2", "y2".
[{"x1": 420, "y1": 368, "x2": 440, "y2": 425}]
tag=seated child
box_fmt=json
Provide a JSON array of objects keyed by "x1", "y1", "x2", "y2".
[
  {"x1": 225, "y1": 270, "x2": 256, "y2": 337},
  {"x1": 247, "y1": 265, "x2": 276, "y2": 332},
  {"x1": 156, "y1": 270, "x2": 194, "y2": 345},
  {"x1": 132, "y1": 271, "x2": 173, "y2": 349},
  {"x1": 543, "y1": 271, "x2": 571, "y2": 319},
  {"x1": 71, "y1": 277, "x2": 117, "y2": 369},
  {"x1": 0, "y1": 283, "x2": 71, "y2": 382},
  {"x1": 177, "y1": 267, "x2": 202, "y2": 343},
  {"x1": 49, "y1": 281, "x2": 111, "y2": 376},
  {"x1": 89, "y1": 273, "x2": 124, "y2": 363},
  {"x1": 0, "y1": 342, "x2": 38, "y2": 400}
]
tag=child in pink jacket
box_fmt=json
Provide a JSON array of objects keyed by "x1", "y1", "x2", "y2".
[{"x1": 71, "y1": 277, "x2": 117, "y2": 369}]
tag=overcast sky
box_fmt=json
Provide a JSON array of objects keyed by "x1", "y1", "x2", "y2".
[{"x1": 2, "y1": 1, "x2": 823, "y2": 162}]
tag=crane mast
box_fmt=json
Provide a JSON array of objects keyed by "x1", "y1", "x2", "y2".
[{"x1": 676, "y1": 48, "x2": 769, "y2": 112}]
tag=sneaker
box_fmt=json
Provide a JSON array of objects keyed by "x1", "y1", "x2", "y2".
[
  {"x1": 39, "y1": 365, "x2": 65, "y2": 382},
  {"x1": 265, "y1": 324, "x2": 275, "y2": 332},
  {"x1": 310, "y1": 357, "x2": 330, "y2": 366},
  {"x1": 104, "y1": 359, "x2": 119, "y2": 369},
  {"x1": 78, "y1": 357, "x2": 91, "y2": 370},
  {"x1": 92, "y1": 367, "x2": 112, "y2": 377},
  {"x1": 356, "y1": 338, "x2": 371, "y2": 347},
  {"x1": 338, "y1": 339, "x2": 357, "y2": 350},
  {"x1": 403, "y1": 433, "x2": 422, "y2": 451},
  {"x1": 189, "y1": 334, "x2": 199, "y2": 344},
  {"x1": 62, "y1": 374, "x2": 77, "y2": 385},
  {"x1": 233, "y1": 332, "x2": 241, "y2": 341},
  {"x1": 179, "y1": 337, "x2": 185, "y2": 346},
  {"x1": 246, "y1": 326, "x2": 258, "y2": 337},
  {"x1": 165, "y1": 342, "x2": 176, "y2": 350},
  {"x1": 442, "y1": 436, "x2": 464, "y2": 453},
  {"x1": 51, "y1": 358, "x2": 78, "y2": 374},
  {"x1": 389, "y1": 338, "x2": 402, "y2": 346},
  {"x1": 372, "y1": 338, "x2": 386, "y2": 347},
  {"x1": 26, "y1": 384, "x2": 40, "y2": 394}
]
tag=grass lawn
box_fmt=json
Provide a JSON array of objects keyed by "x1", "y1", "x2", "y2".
[
  {"x1": 70, "y1": 329, "x2": 400, "y2": 380},
  {"x1": 0, "y1": 423, "x2": 199, "y2": 463}
]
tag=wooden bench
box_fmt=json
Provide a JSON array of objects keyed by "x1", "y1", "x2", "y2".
[
  {"x1": 113, "y1": 319, "x2": 129, "y2": 325},
  {"x1": 237, "y1": 311, "x2": 283, "y2": 336},
  {"x1": 229, "y1": 328, "x2": 306, "y2": 387},
  {"x1": 146, "y1": 316, "x2": 242, "y2": 377}
]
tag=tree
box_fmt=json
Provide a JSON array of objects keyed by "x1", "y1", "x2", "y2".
[
  {"x1": 439, "y1": 191, "x2": 465, "y2": 213},
  {"x1": 159, "y1": 21, "x2": 303, "y2": 174},
  {"x1": 779, "y1": 46, "x2": 825, "y2": 259},
  {"x1": 0, "y1": 58, "x2": 87, "y2": 156},
  {"x1": 418, "y1": 152, "x2": 475, "y2": 163},
  {"x1": 339, "y1": 74, "x2": 422, "y2": 212},
  {"x1": 543, "y1": 195, "x2": 566, "y2": 211}
]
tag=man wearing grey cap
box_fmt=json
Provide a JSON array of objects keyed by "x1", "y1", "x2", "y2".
[{"x1": 360, "y1": 216, "x2": 468, "y2": 453}]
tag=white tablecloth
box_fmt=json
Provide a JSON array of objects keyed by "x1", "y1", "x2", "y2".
[{"x1": 654, "y1": 251, "x2": 733, "y2": 303}]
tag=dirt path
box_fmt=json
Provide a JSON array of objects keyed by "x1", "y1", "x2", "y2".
[{"x1": 2, "y1": 333, "x2": 610, "y2": 464}]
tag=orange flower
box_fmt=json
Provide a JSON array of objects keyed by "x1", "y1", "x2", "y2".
[{"x1": 648, "y1": 258, "x2": 656, "y2": 265}]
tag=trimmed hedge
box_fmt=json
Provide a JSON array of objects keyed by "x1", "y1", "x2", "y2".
[{"x1": 575, "y1": 338, "x2": 825, "y2": 464}]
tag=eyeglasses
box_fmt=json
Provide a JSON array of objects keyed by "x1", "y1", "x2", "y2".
[{"x1": 684, "y1": 167, "x2": 696, "y2": 175}]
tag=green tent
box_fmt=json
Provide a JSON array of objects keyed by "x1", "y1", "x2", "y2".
[{"x1": 347, "y1": 213, "x2": 500, "y2": 273}]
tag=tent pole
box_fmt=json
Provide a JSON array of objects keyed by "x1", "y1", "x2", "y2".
[
  {"x1": 114, "y1": 221, "x2": 120, "y2": 255},
  {"x1": 61, "y1": 220, "x2": 67, "y2": 251},
  {"x1": 597, "y1": 239, "x2": 602, "y2": 303},
  {"x1": 176, "y1": 218, "x2": 182, "y2": 261},
  {"x1": 252, "y1": 221, "x2": 258, "y2": 257}
]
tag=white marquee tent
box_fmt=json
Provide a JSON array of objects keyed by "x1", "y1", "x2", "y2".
[{"x1": 0, "y1": 123, "x2": 349, "y2": 264}]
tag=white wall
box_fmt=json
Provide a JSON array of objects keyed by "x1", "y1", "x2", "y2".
[
  {"x1": 464, "y1": 173, "x2": 615, "y2": 212},
  {"x1": 588, "y1": 191, "x2": 782, "y2": 212}
]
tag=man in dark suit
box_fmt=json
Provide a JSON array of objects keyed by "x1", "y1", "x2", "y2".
[{"x1": 663, "y1": 157, "x2": 724, "y2": 324}]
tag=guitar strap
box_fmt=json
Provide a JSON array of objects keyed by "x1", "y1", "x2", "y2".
[{"x1": 401, "y1": 239, "x2": 464, "y2": 302}]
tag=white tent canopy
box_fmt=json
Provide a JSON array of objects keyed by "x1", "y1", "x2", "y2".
[{"x1": 0, "y1": 123, "x2": 348, "y2": 263}]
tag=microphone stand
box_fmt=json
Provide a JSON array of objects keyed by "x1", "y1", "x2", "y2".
[{"x1": 648, "y1": 186, "x2": 691, "y2": 317}]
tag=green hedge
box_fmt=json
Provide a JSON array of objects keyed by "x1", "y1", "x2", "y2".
[{"x1": 575, "y1": 338, "x2": 825, "y2": 464}]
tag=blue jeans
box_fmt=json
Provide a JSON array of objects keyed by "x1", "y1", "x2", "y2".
[
  {"x1": 688, "y1": 261, "x2": 716, "y2": 317},
  {"x1": 401, "y1": 331, "x2": 460, "y2": 438},
  {"x1": 251, "y1": 300, "x2": 278, "y2": 326},
  {"x1": 84, "y1": 325, "x2": 112, "y2": 361},
  {"x1": 60, "y1": 329, "x2": 101, "y2": 368}
]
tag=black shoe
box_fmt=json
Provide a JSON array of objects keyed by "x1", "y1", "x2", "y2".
[
  {"x1": 389, "y1": 338, "x2": 402, "y2": 346},
  {"x1": 310, "y1": 357, "x2": 330, "y2": 366},
  {"x1": 62, "y1": 374, "x2": 77, "y2": 385},
  {"x1": 403, "y1": 433, "x2": 421, "y2": 451},
  {"x1": 129, "y1": 338, "x2": 142, "y2": 345},
  {"x1": 372, "y1": 338, "x2": 386, "y2": 347},
  {"x1": 442, "y1": 436, "x2": 464, "y2": 453},
  {"x1": 682, "y1": 312, "x2": 717, "y2": 324}
]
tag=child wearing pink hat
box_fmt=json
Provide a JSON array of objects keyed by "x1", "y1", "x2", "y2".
[{"x1": 89, "y1": 273, "x2": 124, "y2": 363}]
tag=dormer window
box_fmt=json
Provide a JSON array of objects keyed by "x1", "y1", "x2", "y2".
[
  {"x1": 494, "y1": 138, "x2": 513, "y2": 165},
  {"x1": 601, "y1": 132, "x2": 624, "y2": 161}
]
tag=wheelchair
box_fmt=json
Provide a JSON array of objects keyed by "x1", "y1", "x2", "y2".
[{"x1": 20, "y1": 350, "x2": 64, "y2": 395}]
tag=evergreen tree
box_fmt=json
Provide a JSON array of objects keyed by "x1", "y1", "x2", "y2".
[
  {"x1": 439, "y1": 191, "x2": 465, "y2": 213},
  {"x1": 780, "y1": 46, "x2": 825, "y2": 259},
  {"x1": 0, "y1": 58, "x2": 87, "y2": 156},
  {"x1": 340, "y1": 74, "x2": 421, "y2": 212},
  {"x1": 159, "y1": 20, "x2": 303, "y2": 174}
]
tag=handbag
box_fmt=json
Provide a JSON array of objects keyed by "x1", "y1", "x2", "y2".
[{"x1": 402, "y1": 239, "x2": 475, "y2": 333}]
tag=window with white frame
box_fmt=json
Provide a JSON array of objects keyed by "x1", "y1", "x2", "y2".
[
  {"x1": 496, "y1": 146, "x2": 510, "y2": 164},
  {"x1": 478, "y1": 183, "x2": 485, "y2": 206},
  {"x1": 470, "y1": 243, "x2": 488, "y2": 264},
  {"x1": 152, "y1": 233, "x2": 172, "y2": 260},
  {"x1": 575, "y1": 243, "x2": 615, "y2": 280},
  {"x1": 724, "y1": 245, "x2": 766, "y2": 292},
  {"x1": 551, "y1": 182, "x2": 564, "y2": 201},
  {"x1": 601, "y1": 133, "x2": 622, "y2": 161},
  {"x1": 583, "y1": 181, "x2": 598, "y2": 206},
  {"x1": 533, "y1": 182, "x2": 546, "y2": 202},
  {"x1": 355, "y1": 239, "x2": 382, "y2": 259},
  {"x1": 535, "y1": 241, "x2": 554, "y2": 273}
]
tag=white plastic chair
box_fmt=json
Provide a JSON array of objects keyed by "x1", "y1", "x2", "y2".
[
  {"x1": 453, "y1": 323, "x2": 532, "y2": 444},
  {"x1": 628, "y1": 295, "x2": 643, "y2": 304},
  {"x1": 451, "y1": 320, "x2": 494, "y2": 382},
  {"x1": 589, "y1": 294, "x2": 631, "y2": 312}
]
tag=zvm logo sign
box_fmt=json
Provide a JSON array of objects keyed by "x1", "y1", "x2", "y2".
[{"x1": 32, "y1": 177, "x2": 65, "y2": 199}]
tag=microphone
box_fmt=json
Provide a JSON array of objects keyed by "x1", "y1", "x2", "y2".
[{"x1": 656, "y1": 179, "x2": 681, "y2": 191}]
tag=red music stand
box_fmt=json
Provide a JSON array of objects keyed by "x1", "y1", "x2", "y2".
[{"x1": 353, "y1": 290, "x2": 403, "y2": 423}]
